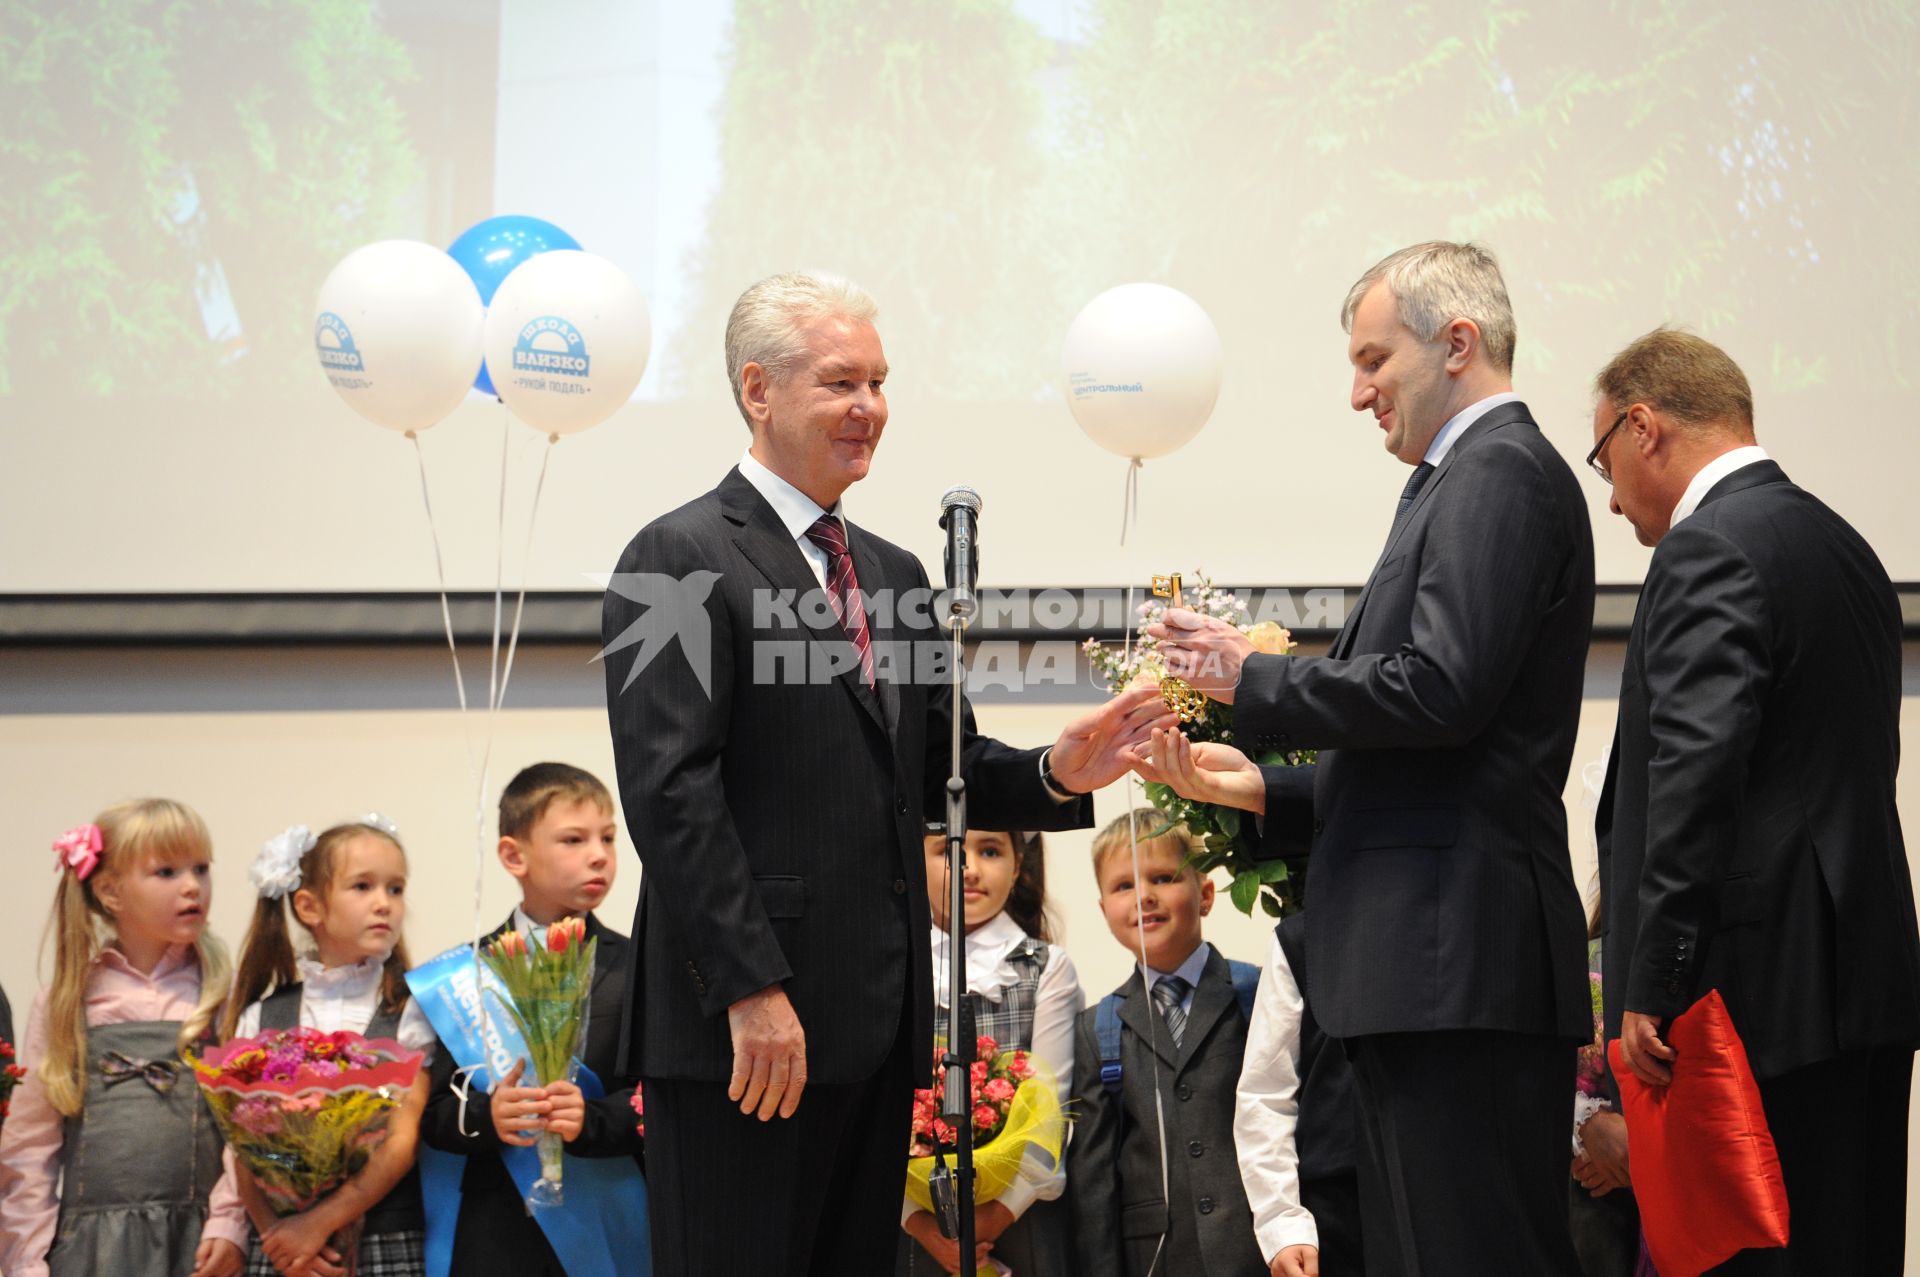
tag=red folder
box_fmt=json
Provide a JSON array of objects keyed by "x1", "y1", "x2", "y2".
[{"x1": 1607, "y1": 989, "x2": 1790, "y2": 1277}]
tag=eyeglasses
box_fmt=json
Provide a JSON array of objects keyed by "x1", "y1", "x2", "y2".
[{"x1": 1586, "y1": 411, "x2": 1627, "y2": 485}]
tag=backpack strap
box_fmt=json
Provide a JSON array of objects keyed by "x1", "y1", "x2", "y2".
[
  {"x1": 257, "y1": 982, "x2": 303, "y2": 1032},
  {"x1": 1227, "y1": 959, "x2": 1262, "y2": 1022},
  {"x1": 1094, "y1": 992, "x2": 1125, "y2": 1097}
]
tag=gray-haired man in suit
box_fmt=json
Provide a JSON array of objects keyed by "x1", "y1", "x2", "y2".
[
  {"x1": 603, "y1": 272, "x2": 1172, "y2": 1276},
  {"x1": 1141, "y1": 242, "x2": 1593, "y2": 1275}
]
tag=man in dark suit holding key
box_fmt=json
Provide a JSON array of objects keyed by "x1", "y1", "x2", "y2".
[{"x1": 1142, "y1": 242, "x2": 1594, "y2": 1275}]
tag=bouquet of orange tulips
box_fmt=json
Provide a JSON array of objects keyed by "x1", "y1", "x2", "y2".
[{"x1": 480, "y1": 916, "x2": 596, "y2": 1207}]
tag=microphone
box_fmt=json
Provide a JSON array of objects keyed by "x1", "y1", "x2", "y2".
[{"x1": 939, "y1": 486, "x2": 983, "y2": 627}]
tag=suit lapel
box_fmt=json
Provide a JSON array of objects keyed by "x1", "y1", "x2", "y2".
[
  {"x1": 1332, "y1": 403, "x2": 1534, "y2": 660},
  {"x1": 1175, "y1": 950, "x2": 1235, "y2": 1072},
  {"x1": 719, "y1": 469, "x2": 890, "y2": 740},
  {"x1": 1116, "y1": 971, "x2": 1180, "y2": 1070}
]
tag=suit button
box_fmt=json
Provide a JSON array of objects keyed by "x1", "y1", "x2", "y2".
[
  {"x1": 1666, "y1": 981, "x2": 1682, "y2": 996},
  {"x1": 896, "y1": 796, "x2": 908, "y2": 816},
  {"x1": 1312, "y1": 819, "x2": 1325, "y2": 835},
  {"x1": 1187, "y1": 1141, "x2": 1204, "y2": 1158},
  {"x1": 1176, "y1": 1084, "x2": 1192, "y2": 1101},
  {"x1": 893, "y1": 878, "x2": 907, "y2": 895},
  {"x1": 1197, "y1": 1197, "x2": 1216, "y2": 1215}
]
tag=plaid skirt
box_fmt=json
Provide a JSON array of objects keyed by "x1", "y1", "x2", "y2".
[{"x1": 246, "y1": 1228, "x2": 425, "y2": 1277}]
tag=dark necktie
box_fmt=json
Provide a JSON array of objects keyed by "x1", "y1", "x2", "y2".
[
  {"x1": 1150, "y1": 975, "x2": 1191, "y2": 1048},
  {"x1": 804, "y1": 514, "x2": 876, "y2": 686},
  {"x1": 1392, "y1": 461, "x2": 1437, "y2": 536}
]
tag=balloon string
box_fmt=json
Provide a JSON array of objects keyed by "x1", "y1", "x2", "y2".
[
  {"x1": 1121, "y1": 583, "x2": 1173, "y2": 1273},
  {"x1": 488, "y1": 411, "x2": 508, "y2": 717},
  {"x1": 493, "y1": 432, "x2": 557, "y2": 716},
  {"x1": 407, "y1": 430, "x2": 494, "y2": 1045},
  {"x1": 1119, "y1": 455, "x2": 1143, "y2": 546}
]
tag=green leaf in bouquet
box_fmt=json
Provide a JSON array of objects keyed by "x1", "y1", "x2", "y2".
[
  {"x1": 1216, "y1": 808, "x2": 1242, "y2": 839},
  {"x1": 1141, "y1": 819, "x2": 1182, "y2": 842},
  {"x1": 1203, "y1": 833, "x2": 1233, "y2": 852},
  {"x1": 1229, "y1": 870, "x2": 1260, "y2": 915},
  {"x1": 1260, "y1": 890, "x2": 1284, "y2": 918},
  {"x1": 1258, "y1": 859, "x2": 1292, "y2": 884}
]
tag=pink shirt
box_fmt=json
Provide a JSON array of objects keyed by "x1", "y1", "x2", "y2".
[{"x1": 0, "y1": 945, "x2": 249, "y2": 1277}]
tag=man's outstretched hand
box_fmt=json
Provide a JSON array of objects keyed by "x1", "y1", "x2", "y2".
[{"x1": 1047, "y1": 687, "x2": 1179, "y2": 793}]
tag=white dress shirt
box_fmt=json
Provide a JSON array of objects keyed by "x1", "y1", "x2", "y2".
[
  {"x1": 1423, "y1": 390, "x2": 1521, "y2": 467},
  {"x1": 908, "y1": 912, "x2": 1084, "y2": 1222},
  {"x1": 1234, "y1": 931, "x2": 1320, "y2": 1260},
  {"x1": 1671, "y1": 445, "x2": 1771, "y2": 529},
  {"x1": 738, "y1": 448, "x2": 841, "y2": 589},
  {"x1": 230, "y1": 953, "x2": 437, "y2": 1053}
]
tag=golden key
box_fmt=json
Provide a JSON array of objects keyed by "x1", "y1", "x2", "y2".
[{"x1": 1150, "y1": 574, "x2": 1209, "y2": 723}]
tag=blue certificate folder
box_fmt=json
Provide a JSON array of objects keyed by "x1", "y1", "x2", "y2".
[{"x1": 408, "y1": 943, "x2": 650, "y2": 1277}]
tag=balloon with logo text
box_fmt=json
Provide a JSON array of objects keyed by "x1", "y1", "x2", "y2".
[
  {"x1": 447, "y1": 214, "x2": 583, "y2": 397},
  {"x1": 313, "y1": 240, "x2": 486, "y2": 433},
  {"x1": 1062, "y1": 282, "x2": 1224, "y2": 460},
  {"x1": 481, "y1": 250, "x2": 651, "y2": 436}
]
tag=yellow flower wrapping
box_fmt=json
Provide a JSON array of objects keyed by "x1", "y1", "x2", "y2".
[{"x1": 904, "y1": 1073, "x2": 1066, "y2": 1214}]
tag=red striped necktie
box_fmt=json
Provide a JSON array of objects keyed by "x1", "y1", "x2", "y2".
[{"x1": 804, "y1": 514, "x2": 876, "y2": 686}]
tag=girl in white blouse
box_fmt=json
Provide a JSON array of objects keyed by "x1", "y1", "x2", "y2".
[
  {"x1": 900, "y1": 827, "x2": 1082, "y2": 1277},
  {"x1": 209, "y1": 820, "x2": 434, "y2": 1277}
]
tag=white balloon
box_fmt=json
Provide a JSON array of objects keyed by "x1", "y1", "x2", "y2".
[
  {"x1": 482, "y1": 250, "x2": 651, "y2": 435},
  {"x1": 1061, "y1": 283, "x2": 1224, "y2": 460},
  {"x1": 314, "y1": 241, "x2": 485, "y2": 433}
]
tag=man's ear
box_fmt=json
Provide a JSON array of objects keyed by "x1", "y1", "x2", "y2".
[
  {"x1": 1442, "y1": 317, "x2": 1483, "y2": 374},
  {"x1": 291, "y1": 886, "x2": 324, "y2": 930},
  {"x1": 498, "y1": 836, "x2": 531, "y2": 882},
  {"x1": 740, "y1": 362, "x2": 773, "y2": 432},
  {"x1": 1627, "y1": 403, "x2": 1662, "y2": 459}
]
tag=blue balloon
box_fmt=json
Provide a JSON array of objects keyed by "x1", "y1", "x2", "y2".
[{"x1": 447, "y1": 215, "x2": 581, "y2": 397}]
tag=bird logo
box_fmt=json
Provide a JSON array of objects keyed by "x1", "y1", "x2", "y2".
[{"x1": 598, "y1": 571, "x2": 724, "y2": 698}]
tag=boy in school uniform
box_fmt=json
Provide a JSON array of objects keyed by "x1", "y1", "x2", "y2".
[
  {"x1": 417, "y1": 763, "x2": 645, "y2": 1275},
  {"x1": 1069, "y1": 810, "x2": 1280, "y2": 1277}
]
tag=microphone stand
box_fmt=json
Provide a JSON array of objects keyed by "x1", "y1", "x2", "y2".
[{"x1": 932, "y1": 591, "x2": 976, "y2": 1265}]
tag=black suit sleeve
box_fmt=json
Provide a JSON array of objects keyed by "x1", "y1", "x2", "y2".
[
  {"x1": 419, "y1": 1031, "x2": 506, "y2": 1155},
  {"x1": 1067, "y1": 1008, "x2": 1123, "y2": 1276},
  {"x1": 1236, "y1": 441, "x2": 1573, "y2": 749},
  {"x1": 571, "y1": 1083, "x2": 645, "y2": 1161},
  {"x1": 913, "y1": 558, "x2": 1094, "y2": 833},
  {"x1": 604, "y1": 519, "x2": 793, "y2": 1016},
  {"x1": 1626, "y1": 521, "x2": 1772, "y2": 1021},
  {"x1": 1255, "y1": 763, "x2": 1317, "y2": 859}
]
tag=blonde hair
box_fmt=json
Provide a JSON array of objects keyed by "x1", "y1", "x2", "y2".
[
  {"x1": 41, "y1": 798, "x2": 230, "y2": 1117},
  {"x1": 723, "y1": 271, "x2": 879, "y2": 427},
  {"x1": 223, "y1": 822, "x2": 413, "y2": 1040},
  {"x1": 1090, "y1": 808, "x2": 1199, "y2": 881},
  {"x1": 1594, "y1": 326, "x2": 1755, "y2": 437},
  {"x1": 1341, "y1": 240, "x2": 1518, "y2": 373}
]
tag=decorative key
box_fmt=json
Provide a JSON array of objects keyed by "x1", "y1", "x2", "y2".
[{"x1": 1150, "y1": 574, "x2": 1209, "y2": 723}]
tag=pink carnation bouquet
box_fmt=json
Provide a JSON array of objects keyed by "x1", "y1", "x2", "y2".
[{"x1": 190, "y1": 1027, "x2": 423, "y2": 1275}]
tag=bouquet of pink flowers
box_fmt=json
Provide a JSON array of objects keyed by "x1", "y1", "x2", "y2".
[
  {"x1": 190, "y1": 1028, "x2": 423, "y2": 1274},
  {"x1": 904, "y1": 1036, "x2": 1064, "y2": 1275}
]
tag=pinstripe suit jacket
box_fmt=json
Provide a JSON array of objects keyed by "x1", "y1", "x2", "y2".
[
  {"x1": 1246, "y1": 402, "x2": 1595, "y2": 1042},
  {"x1": 602, "y1": 466, "x2": 1091, "y2": 1084}
]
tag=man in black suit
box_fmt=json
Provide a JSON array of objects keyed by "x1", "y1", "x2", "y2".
[
  {"x1": 1143, "y1": 241, "x2": 1593, "y2": 1275},
  {"x1": 1591, "y1": 328, "x2": 1920, "y2": 1274},
  {"x1": 602, "y1": 271, "x2": 1171, "y2": 1277}
]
